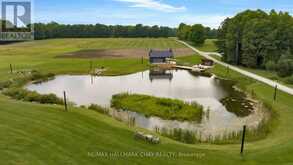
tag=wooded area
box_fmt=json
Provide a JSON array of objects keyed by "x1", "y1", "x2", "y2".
[
  {"x1": 33, "y1": 22, "x2": 176, "y2": 39},
  {"x1": 217, "y1": 10, "x2": 293, "y2": 78}
]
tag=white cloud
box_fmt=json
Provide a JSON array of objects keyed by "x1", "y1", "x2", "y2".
[
  {"x1": 175, "y1": 14, "x2": 231, "y2": 28},
  {"x1": 115, "y1": 0, "x2": 186, "y2": 12}
]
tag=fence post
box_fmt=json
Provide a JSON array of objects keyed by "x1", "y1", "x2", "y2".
[
  {"x1": 63, "y1": 91, "x2": 68, "y2": 112},
  {"x1": 227, "y1": 65, "x2": 230, "y2": 75},
  {"x1": 274, "y1": 85, "x2": 278, "y2": 101},
  {"x1": 90, "y1": 60, "x2": 93, "y2": 72},
  {"x1": 240, "y1": 125, "x2": 246, "y2": 154},
  {"x1": 10, "y1": 64, "x2": 13, "y2": 74}
]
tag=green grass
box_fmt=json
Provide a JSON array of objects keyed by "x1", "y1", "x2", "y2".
[
  {"x1": 238, "y1": 67, "x2": 293, "y2": 88},
  {"x1": 1, "y1": 38, "x2": 293, "y2": 164},
  {"x1": 175, "y1": 55, "x2": 202, "y2": 66},
  {"x1": 0, "y1": 38, "x2": 185, "y2": 80},
  {"x1": 111, "y1": 93, "x2": 203, "y2": 121},
  {"x1": 194, "y1": 39, "x2": 218, "y2": 52}
]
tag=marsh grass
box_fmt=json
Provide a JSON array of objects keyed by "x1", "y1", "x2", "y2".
[{"x1": 1, "y1": 70, "x2": 64, "y2": 105}]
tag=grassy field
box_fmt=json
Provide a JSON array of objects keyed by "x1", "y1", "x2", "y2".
[
  {"x1": 239, "y1": 67, "x2": 293, "y2": 88},
  {"x1": 194, "y1": 39, "x2": 218, "y2": 52},
  {"x1": 1, "y1": 38, "x2": 293, "y2": 164},
  {"x1": 111, "y1": 93, "x2": 203, "y2": 121},
  {"x1": 0, "y1": 38, "x2": 184, "y2": 80}
]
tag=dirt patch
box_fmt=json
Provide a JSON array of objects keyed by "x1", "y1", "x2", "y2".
[{"x1": 57, "y1": 48, "x2": 194, "y2": 59}]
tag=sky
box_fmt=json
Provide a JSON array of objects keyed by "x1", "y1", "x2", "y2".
[{"x1": 33, "y1": 0, "x2": 293, "y2": 28}]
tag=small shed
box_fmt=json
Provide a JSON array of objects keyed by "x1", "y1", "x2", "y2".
[
  {"x1": 201, "y1": 59, "x2": 214, "y2": 66},
  {"x1": 149, "y1": 49, "x2": 174, "y2": 64}
]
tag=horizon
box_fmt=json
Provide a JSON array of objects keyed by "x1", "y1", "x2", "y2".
[{"x1": 32, "y1": 0, "x2": 293, "y2": 29}]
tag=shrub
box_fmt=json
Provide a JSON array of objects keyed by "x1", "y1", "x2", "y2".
[
  {"x1": 277, "y1": 59, "x2": 293, "y2": 77},
  {"x1": 3, "y1": 88, "x2": 63, "y2": 105},
  {"x1": 23, "y1": 91, "x2": 41, "y2": 102},
  {"x1": 39, "y1": 94, "x2": 63, "y2": 104},
  {"x1": 0, "y1": 80, "x2": 12, "y2": 90},
  {"x1": 30, "y1": 71, "x2": 55, "y2": 82},
  {"x1": 285, "y1": 75, "x2": 293, "y2": 84},
  {"x1": 265, "y1": 61, "x2": 277, "y2": 71},
  {"x1": 88, "y1": 104, "x2": 107, "y2": 113}
]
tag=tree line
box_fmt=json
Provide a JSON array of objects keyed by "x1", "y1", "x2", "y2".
[
  {"x1": 33, "y1": 22, "x2": 176, "y2": 39},
  {"x1": 217, "y1": 10, "x2": 293, "y2": 78},
  {"x1": 176, "y1": 23, "x2": 217, "y2": 45}
]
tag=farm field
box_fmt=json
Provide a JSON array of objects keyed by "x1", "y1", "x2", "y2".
[
  {"x1": 0, "y1": 38, "x2": 186, "y2": 79},
  {"x1": 1, "y1": 38, "x2": 293, "y2": 164}
]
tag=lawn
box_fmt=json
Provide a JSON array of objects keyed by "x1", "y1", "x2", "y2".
[
  {"x1": 1, "y1": 38, "x2": 293, "y2": 164},
  {"x1": 239, "y1": 67, "x2": 293, "y2": 88},
  {"x1": 194, "y1": 39, "x2": 218, "y2": 52},
  {"x1": 111, "y1": 93, "x2": 203, "y2": 121}
]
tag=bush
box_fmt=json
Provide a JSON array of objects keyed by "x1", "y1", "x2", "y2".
[
  {"x1": 88, "y1": 104, "x2": 107, "y2": 113},
  {"x1": 265, "y1": 61, "x2": 277, "y2": 71},
  {"x1": 0, "y1": 80, "x2": 13, "y2": 90},
  {"x1": 3, "y1": 88, "x2": 63, "y2": 105},
  {"x1": 40, "y1": 94, "x2": 63, "y2": 104},
  {"x1": 285, "y1": 75, "x2": 293, "y2": 84},
  {"x1": 277, "y1": 59, "x2": 293, "y2": 77},
  {"x1": 30, "y1": 71, "x2": 55, "y2": 82}
]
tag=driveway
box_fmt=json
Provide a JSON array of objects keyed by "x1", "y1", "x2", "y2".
[{"x1": 177, "y1": 40, "x2": 293, "y2": 96}]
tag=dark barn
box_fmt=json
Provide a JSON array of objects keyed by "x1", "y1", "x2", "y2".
[{"x1": 149, "y1": 49, "x2": 174, "y2": 64}]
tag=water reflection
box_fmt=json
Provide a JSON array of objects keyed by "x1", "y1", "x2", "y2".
[{"x1": 149, "y1": 68, "x2": 173, "y2": 82}]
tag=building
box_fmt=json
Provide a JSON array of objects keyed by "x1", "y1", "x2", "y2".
[{"x1": 149, "y1": 49, "x2": 174, "y2": 64}]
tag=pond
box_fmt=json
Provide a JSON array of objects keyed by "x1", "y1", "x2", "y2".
[{"x1": 26, "y1": 69, "x2": 266, "y2": 141}]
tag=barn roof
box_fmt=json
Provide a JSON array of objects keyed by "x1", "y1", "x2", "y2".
[{"x1": 149, "y1": 49, "x2": 173, "y2": 58}]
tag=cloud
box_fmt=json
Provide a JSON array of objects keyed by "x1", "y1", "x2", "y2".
[
  {"x1": 115, "y1": 0, "x2": 186, "y2": 12},
  {"x1": 175, "y1": 14, "x2": 232, "y2": 28}
]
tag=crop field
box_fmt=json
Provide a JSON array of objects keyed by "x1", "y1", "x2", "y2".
[{"x1": 1, "y1": 38, "x2": 293, "y2": 165}]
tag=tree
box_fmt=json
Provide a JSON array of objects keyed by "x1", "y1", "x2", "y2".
[
  {"x1": 218, "y1": 9, "x2": 293, "y2": 75},
  {"x1": 177, "y1": 23, "x2": 209, "y2": 45},
  {"x1": 188, "y1": 24, "x2": 206, "y2": 45},
  {"x1": 33, "y1": 23, "x2": 176, "y2": 39}
]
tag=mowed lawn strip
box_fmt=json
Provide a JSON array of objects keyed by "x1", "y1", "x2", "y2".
[{"x1": 111, "y1": 93, "x2": 203, "y2": 121}]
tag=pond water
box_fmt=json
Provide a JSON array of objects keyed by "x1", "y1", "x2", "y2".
[{"x1": 26, "y1": 69, "x2": 266, "y2": 141}]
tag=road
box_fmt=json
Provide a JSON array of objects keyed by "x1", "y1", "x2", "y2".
[{"x1": 177, "y1": 40, "x2": 293, "y2": 96}]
